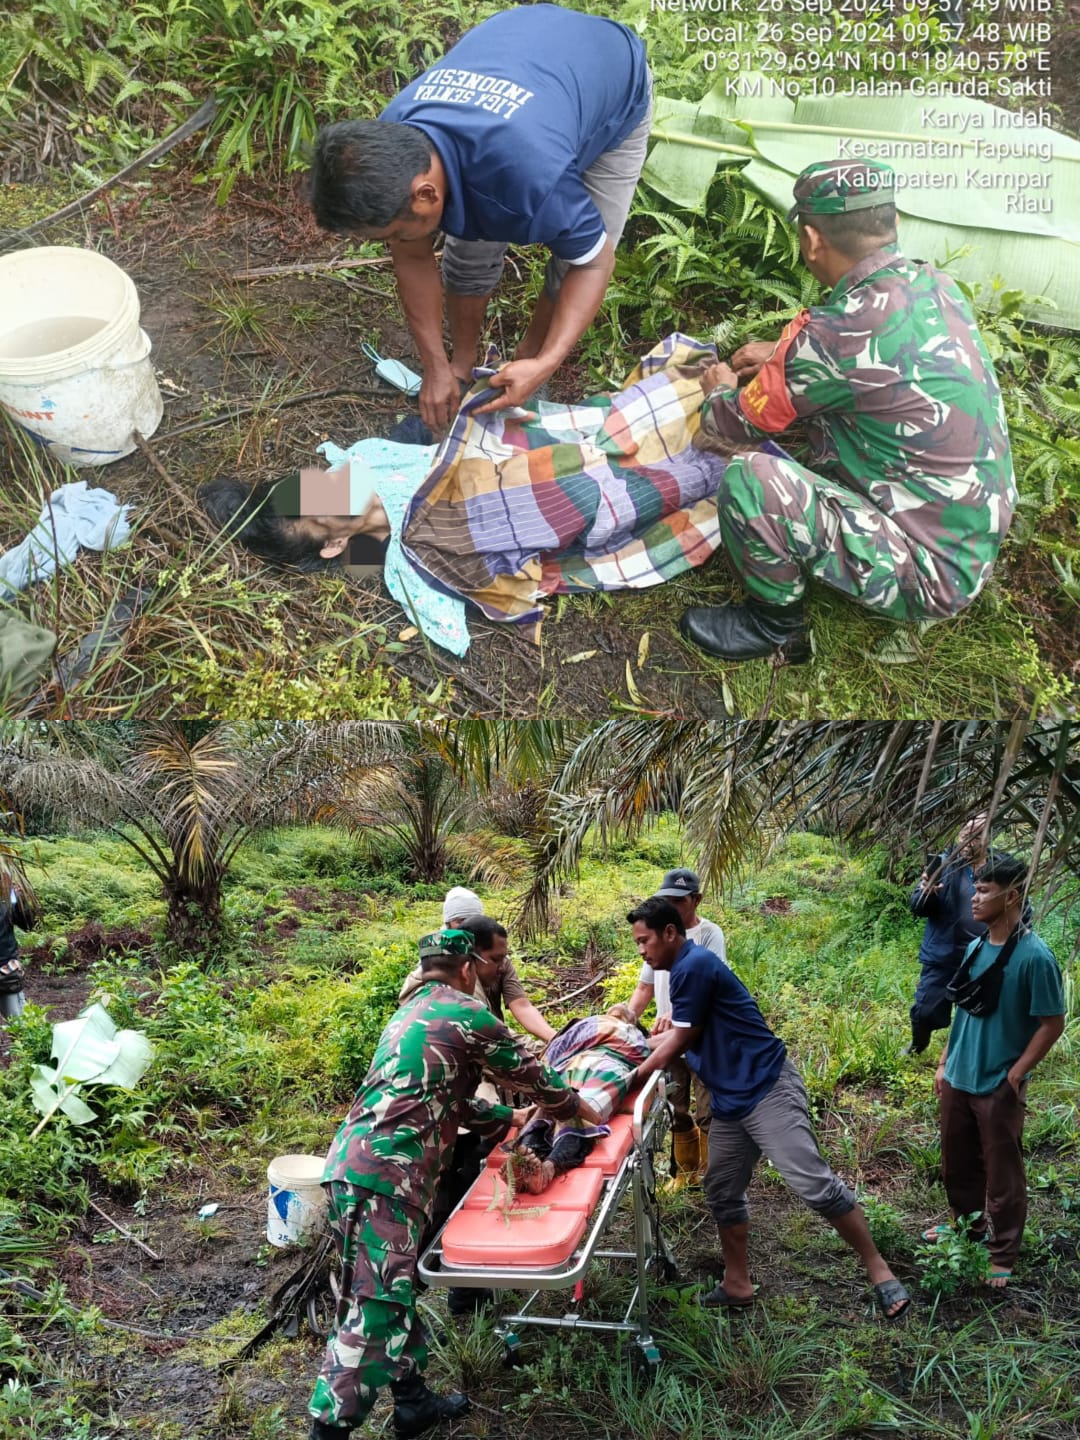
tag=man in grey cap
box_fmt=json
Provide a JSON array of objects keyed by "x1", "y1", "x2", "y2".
[
  {"x1": 680, "y1": 158, "x2": 1015, "y2": 663},
  {"x1": 627, "y1": 868, "x2": 725, "y2": 1188}
]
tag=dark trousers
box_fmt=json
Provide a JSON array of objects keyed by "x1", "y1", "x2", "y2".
[
  {"x1": 667, "y1": 1055, "x2": 713, "y2": 1132},
  {"x1": 940, "y1": 1077, "x2": 1028, "y2": 1268},
  {"x1": 421, "y1": 1131, "x2": 487, "y2": 1252},
  {"x1": 909, "y1": 966, "x2": 954, "y2": 1052}
]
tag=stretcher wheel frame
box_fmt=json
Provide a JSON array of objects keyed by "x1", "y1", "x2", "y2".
[
  {"x1": 623, "y1": 1334, "x2": 662, "y2": 1378},
  {"x1": 416, "y1": 1071, "x2": 671, "y2": 1361},
  {"x1": 498, "y1": 1329, "x2": 523, "y2": 1367}
]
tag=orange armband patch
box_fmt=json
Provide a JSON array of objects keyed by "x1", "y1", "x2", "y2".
[{"x1": 738, "y1": 310, "x2": 811, "y2": 434}]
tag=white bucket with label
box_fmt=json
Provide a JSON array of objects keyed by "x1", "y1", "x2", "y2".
[
  {"x1": 0, "y1": 245, "x2": 163, "y2": 466},
  {"x1": 266, "y1": 1153, "x2": 329, "y2": 1248}
]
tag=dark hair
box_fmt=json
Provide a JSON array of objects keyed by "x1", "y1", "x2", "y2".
[
  {"x1": 419, "y1": 950, "x2": 470, "y2": 975},
  {"x1": 975, "y1": 853, "x2": 1028, "y2": 893},
  {"x1": 310, "y1": 121, "x2": 435, "y2": 232},
  {"x1": 626, "y1": 897, "x2": 686, "y2": 936},
  {"x1": 198, "y1": 478, "x2": 337, "y2": 572},
  {"x1": 805, "y1": 204, "x2": 897, "y2": 255},
  {"x1": 466, "y1": 917, "x2": 508, "y2": 952}
]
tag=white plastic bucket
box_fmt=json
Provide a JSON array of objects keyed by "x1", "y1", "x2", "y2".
[
  {"x1": 266, "y1": 1154, "x2": 329, "y2": 1248},
  {"x1": 0, "y1": 246, "x2": 163, "y2": 466}
]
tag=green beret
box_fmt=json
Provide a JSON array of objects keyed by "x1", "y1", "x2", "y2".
[
  {"x1": 788, "y1": 159, "x2": 895, "y2": 222},
  {"x1": 418, "y1": 928, "x2": 475, "y2": 961}
]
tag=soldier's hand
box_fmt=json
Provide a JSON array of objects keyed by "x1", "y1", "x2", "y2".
[
  {"x1": 701, "y1": 361, "x2": 738, "y2": 394},
  {"x1": 573, "y1": 1094, "x2": 604, "y2": 1128},
  {"x1": 511, "y1": 1105, "x2": 536, "y2": 1129},
  {"x1": 730, "y1": 341, "x2": 776, "y2": 381}
]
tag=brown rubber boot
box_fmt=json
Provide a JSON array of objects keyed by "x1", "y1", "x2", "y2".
[
  {"x1": 662, "y1": 1127, "x2": 704, "y2": 1193},
  {"x1": 698, "y1": 1124, "x2": 711, "y2": 1172}
]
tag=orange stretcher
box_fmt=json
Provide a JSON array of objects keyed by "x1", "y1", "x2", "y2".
[{"x1": 417, "y1": 1070, "x2": 675, "y2": 1369}]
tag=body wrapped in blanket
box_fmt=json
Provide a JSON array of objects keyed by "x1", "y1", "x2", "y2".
[
  {"x1": 506, "y1": 1004, "x2": 651, "y2": 1194},
  {"x1": 200, "y1": 336, "x2": 786, "y2": 653}
]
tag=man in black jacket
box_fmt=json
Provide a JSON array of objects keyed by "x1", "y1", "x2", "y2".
[
  {"x1": 906, "y1": 815, "x2": 988, "y2": 1054},
  {"x1": 0, "y1": 883, "x2": 36, "y2": 1021}
]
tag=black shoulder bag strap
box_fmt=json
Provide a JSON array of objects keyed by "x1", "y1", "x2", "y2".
[{"x1": 946, "y1": 925, "x2": 1024, "y2": 1019}]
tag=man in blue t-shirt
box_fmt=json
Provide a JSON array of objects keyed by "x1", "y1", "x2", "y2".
[
  {"x1": 930, "y1": 854, "x2": 1065, "y2": 1288},
  {"x1": 309, "y1": 6, "x2": 652, "y2": 432},
  {"x1": 628, "y1": 898, "x2": 910, "y2": 1320},
  {"x1": 906, "y1": 813, "x2": 989, "y2": 1054}
]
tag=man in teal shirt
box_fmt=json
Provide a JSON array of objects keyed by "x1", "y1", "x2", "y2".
[{"x1": 932, "y1": 855, "x2": 1065, "y2": 1288}]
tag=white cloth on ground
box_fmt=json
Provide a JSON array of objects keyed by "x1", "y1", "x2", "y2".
[{"x1": 0, "y1": 482, "x2": 132, "y2": 597}]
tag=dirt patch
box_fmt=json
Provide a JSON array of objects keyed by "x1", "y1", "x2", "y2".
[
  {"x1": 28, "y1": 920, "x2": 156, "y2": 972},
  {"x1": 761, "y1": 897, "x2": 792, "y2": 917}
]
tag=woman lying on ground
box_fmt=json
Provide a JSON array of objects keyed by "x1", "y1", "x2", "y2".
[{"x1": 199, "y1": 337, "x2": 765, "y2": 657}]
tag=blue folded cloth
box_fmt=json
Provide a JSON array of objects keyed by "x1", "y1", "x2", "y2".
[{"x1": 0, "y1": 482, "x2": 132, "y2": 596}]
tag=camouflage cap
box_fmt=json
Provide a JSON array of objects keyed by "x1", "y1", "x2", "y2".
[
  {"x1": 418, "y1": 928, "x2": 475, "y2": 961},
  {"x1": 787, "y1": 159, "x2": 896, "y2": 223}
]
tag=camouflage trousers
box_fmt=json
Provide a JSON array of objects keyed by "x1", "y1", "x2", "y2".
[
  {"x1": 308, "y1": 1182, "x2": 428, "y2": 1429},
  {"x1": 716, "y1": 451, "x2": 975, "y2": 620}
]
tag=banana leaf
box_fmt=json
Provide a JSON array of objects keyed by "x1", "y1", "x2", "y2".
[
  {"x1": 643, "y1": 77, "x2": 1080, "y2": 330},
  {"x1": 29, "y1": 1002, "x2": 153, "y2": 1136}
]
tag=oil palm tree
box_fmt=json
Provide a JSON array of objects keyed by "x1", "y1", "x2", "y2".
[
  {"x1": 5, "y1": 721, "x2": 398, "y2": 954},
  {"x1": 521, "y1": 720, "x2": 1080, "y2": 932},
  {"x1": 319, "y1": 721, "x2": 580, "y2": 889}
]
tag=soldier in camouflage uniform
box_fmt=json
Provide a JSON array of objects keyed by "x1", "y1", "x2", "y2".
[
  {"x1": 309, "y1": 928, "x2": 599, "y2": 1440},
  {"x1": 680, "y1": 158, "x2": 1016, "y2": 663}
]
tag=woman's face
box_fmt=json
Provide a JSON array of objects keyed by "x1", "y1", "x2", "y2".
[{"x1": 287, "y1": 514, "x2": 356, "y2": 559}]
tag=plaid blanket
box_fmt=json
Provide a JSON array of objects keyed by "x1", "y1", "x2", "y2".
[
  {"x1": 400, "y1": 334, "x2": 725, "y2": 641},
  {"x1": 529, "y1": 1013, "x2": 651, "y2": 1138}
]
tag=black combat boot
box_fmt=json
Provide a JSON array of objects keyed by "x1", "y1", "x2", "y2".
[
  {"x1": 446, "y1": 1286, "x2": 494, "y2": 1316},
  {"x1": 679, "y1": 599, "x2": 811, "y2": 663},
  {"x1": 310, "y1": 1422, "x2": 352, "y2": 1440},
  {"x1": 390, "y1": 1371, "x2": 470, "y2": 1439}
]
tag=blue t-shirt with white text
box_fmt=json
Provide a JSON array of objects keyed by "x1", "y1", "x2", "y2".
[
  {"x1": 380, "y1": 5, "x2": 650, "y2": 260},
  {"x1": 669, "y1": 940, "x2": 787, "y2": 1120}
]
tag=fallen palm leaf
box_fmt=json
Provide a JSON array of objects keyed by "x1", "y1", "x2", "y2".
[
  {"x1": 625, "y1": 661, "x2": 644, "y2": 706},
  {"x1": 486, "y1": 1153, "x2": 552, "y2": 1228}
]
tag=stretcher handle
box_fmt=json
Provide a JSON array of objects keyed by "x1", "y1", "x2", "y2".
[{"x1": 632, "y1": 1069, "x2": 666, "y2": 1151}]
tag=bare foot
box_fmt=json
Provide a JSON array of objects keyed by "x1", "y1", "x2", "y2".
[
  {"x1": 986, "y1": 1269, "x2": 1011, "y2": 1289},
  {"x1": 511, "y1": 1148, "x2": 556, "y2": 1195}
]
